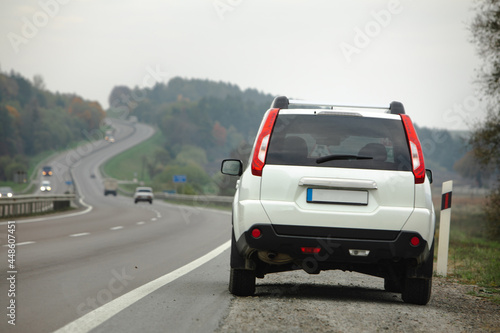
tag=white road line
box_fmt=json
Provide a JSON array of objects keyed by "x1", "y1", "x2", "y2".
[
  {"x1": 70, "y1": 233, "x2": 90, "y2": 237},
  {"x1": 110, "y1": 226, "x2": 123, "y2": 230},
  {"x1": 136, "y1": 221, "x2": 145, "y2": 225},
  {"x1": 3, "y1": 241, "x2": 35, "y2": 247},
  {"x1": 152, "y1": 209, "x2": 162, "y2": 218},
  {"x1": 53, "y1": 240, "x2": 230, "y2": 333},
  {"x1": 150, "y1": 218, "x2": 157, "y2": 221}
]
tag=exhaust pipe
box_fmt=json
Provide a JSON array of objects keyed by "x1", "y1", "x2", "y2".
[{"x1": 257, "y1": 251, "x2": 293, "y2": 264}]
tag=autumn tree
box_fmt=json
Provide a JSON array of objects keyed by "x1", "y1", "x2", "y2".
[{"x1": 470, "y1": 0, "x2": 500, "y2": 238}]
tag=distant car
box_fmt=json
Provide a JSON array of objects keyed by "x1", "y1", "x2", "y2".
[
  {"x1": 0, "y1": 187, "x2": 14, "y2": 198},
  {"x1": 42, "y1": 166, "x2": 53, "y2": 176},
  {"x1": 40, "y1": 180, "x2": 52, "y2": 192},
  {"x1": 134, "y1": 187, "x2": 153, "y2": 204}
]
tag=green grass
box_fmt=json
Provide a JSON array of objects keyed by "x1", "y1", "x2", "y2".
[
  {"x1": 102, "y1": 130, "x2": 164, "y2": 182},
  {"x1": 435, "y1": 194, "x2": 500, "y2": 304}
]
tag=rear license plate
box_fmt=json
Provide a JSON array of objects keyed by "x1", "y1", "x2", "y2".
[{"x1": 306, "y1": 188, "x2": 368, "y2": 205}]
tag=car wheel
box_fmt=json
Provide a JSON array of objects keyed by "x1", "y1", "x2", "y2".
[
  {"x1": 134, "y1": 200, "x2": 138, "y2": 204},
  {"x1": 149, "y1": 200, "x2": 153, "y2": 204},
  {"x1": 402, "y1": 242, "x2": 434, "y2": 305},
  {"x1": 402, "y1": 276, "x2": 432, "y2": 305},
  {"x1": 229, "y1": 268, "x2": 255, "y2": 296}
]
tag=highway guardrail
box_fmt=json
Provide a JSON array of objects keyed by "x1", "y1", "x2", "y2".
[
  {"x1": 159, "y1": 192, "x2": 233, "y2": 206},
  {"x1": 0, "y1": 194, "x2": 76, "y2": 218}
]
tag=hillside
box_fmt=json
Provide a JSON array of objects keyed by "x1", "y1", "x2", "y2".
[
  {"x1": 0, "y1": 72, "x2": 484, "y2": 193},
  {"x1": 106, "y1": 77, "x2": 482, "y2": 194},
  {"x1": 0, "y1": 70, "x2": 106, "y2": 181}
]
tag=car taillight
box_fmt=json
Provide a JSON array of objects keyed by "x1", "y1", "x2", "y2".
[
  {"x1": 400, "y1": 114, "x2": 425, "y2": 184},
  {"x1": 410, "y1": 236, "x2": 420, "y2": 247},
  {"x1": 251, "y1": 108, "x2": 279, "y2": 176},
  {"x1": 251, "y1": 228, "x2": 262, "y2": 238}
]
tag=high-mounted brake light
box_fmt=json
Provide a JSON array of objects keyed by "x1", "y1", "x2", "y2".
[
  {"x1": 251, "y1": 108, "x2": 279, "y2": 176},
  {"x1": 400, "y1": 115, "x2": 425, "y2": 184}
]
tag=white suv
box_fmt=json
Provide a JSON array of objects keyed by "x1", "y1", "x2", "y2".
[{"x1": 221, "y1": 96, "x2": 435, "y2": 305}]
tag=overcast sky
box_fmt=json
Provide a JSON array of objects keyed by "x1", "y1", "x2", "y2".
[{"x1": 0, "y1": 0, "x2": 486, "y2": 130}]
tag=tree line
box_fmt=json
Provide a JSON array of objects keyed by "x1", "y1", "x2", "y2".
[
  {"x1": 0, "y1": 70, "x2": 488, "y2": 199},
  {"x1": 108, "y1": 77, "x2": 484, "y2": 195},
  {"x1": 0, "y1": 70, "x2": 106, "y2": 181},
  {"x1": 469, "y1": 0, "x2": 500, "y2": 239}
]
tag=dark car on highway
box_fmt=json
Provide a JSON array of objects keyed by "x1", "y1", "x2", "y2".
[{"x1": 42, "y1": 166, "x2": 53, "y2": 176}]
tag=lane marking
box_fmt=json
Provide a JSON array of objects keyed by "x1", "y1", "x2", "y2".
[
  {"x1": 152, "y1": 209, "x2": 162, "y2": 218},
  {"x1": 3, "y1": 241, "x2": 35, "y2": 247},
  {"x1": 70, "y1": 233, "x2": 90, "y2": 238},
  {"x1": 136, "y1": 221, "x2": 145, "y2": 225},
  {"x1": 110, "y1": 226, "x2": 123, "y2": 231},
  {"x1": 53, "y1": 240, "x2": 230, "y2": 333},
  {"x1": 150, "y1": 218, "x2": 157, "y2": 221}
]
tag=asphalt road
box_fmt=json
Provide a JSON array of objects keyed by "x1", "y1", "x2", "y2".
[{"x1": 0, "y1": 119, "x2": 232, "y2": 333}]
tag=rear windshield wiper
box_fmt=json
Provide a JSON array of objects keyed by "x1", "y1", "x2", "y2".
[{"x1": 316, "y1": 154, "x2": 373, "y2": 164}]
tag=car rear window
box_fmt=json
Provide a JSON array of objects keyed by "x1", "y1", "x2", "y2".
[{"x1": 266, "y1": 114, "x2": 412, "y2": 171}]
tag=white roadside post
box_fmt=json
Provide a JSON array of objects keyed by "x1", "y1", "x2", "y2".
[{"x1": 436, "y1": 180, "x2": 453, "y2": 276}]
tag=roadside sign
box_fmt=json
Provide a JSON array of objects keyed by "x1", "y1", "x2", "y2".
[
  {"x1": 65, "y1": 181, "x2": 73, "y2": 185},
  {"x1": 173, "y1": 175, "x2": 187, "y2": 183}
]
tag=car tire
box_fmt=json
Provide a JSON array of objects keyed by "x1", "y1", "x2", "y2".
[
  {"x1": 149, "y1": 200, "x2": 153, "y2": 204},
  {"x1": 134, "y1": 200, "x2": 138, "y2": 204},
  {"x1": 402, "y1": 276, "x2": 432, "y2": 305},
  {"x1": 402, "y1": 242, "x2": 434, "y2": 305},
  {"x1": 229, "y1": 268, "x2": 256, "y2": 296}
]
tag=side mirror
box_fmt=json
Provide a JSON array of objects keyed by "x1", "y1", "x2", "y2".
[
  {"x1": 425, "y1": 169, "x2": 433, "y2": 184},
  {"x1": 221, "y1": 159, "x2": 243, "y2": 176}
]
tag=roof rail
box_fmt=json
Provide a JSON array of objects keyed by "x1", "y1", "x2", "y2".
[
  {"x1": 270, "y1": 96, "x2": 289, "y2": 109},
  {"x1": 389, "y1": 101, "x2": 405, "y2": 114},
  {"x1": 270, "y1": 96, "x2": 405, "y2": 114}
]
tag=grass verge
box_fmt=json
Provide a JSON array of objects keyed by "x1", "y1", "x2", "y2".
[
  {"x1": 434, "y1": 194, "x2": 500, "y2": 304},
  {"x1": 102, "y1": 130, "x2": 163, "y2": 182}
]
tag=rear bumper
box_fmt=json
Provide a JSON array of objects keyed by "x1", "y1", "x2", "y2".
[
  {"x1": 134, "y1": 196, "x2": 153, "y2": 201},
  {"x1": 238, "y1": 224, "x2": 430, "y2": 264}
]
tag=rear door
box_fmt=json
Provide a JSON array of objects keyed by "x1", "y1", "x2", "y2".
[{"x1": 260, "y1": 111, "x2": 415, "y2": 231}]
